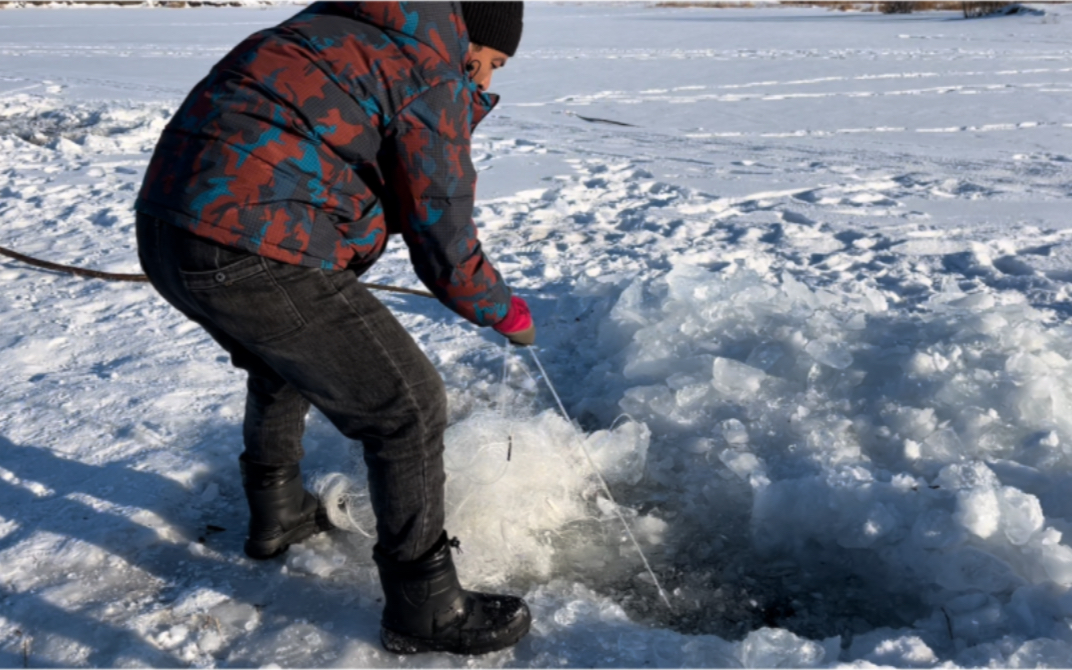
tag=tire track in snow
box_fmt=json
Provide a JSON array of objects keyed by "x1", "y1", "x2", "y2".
[
  {"x1": 484, "y1": 112, "x2": 1072, "y2": 208},
  {"x1": 555, "y1": 81, "x2": 1072, "y2": 107},
  {"x1": 0, "y1": 69, "x2": 187, "y2": 97},
  {"x1": 686, "y1": 120, "x2": 1064, "y2": 138},
  {"x1": 519, "y1": 46, "x2": 1072, "y2": 63}
]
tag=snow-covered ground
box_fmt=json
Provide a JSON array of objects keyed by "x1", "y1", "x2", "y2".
[{"x1": 2, "y1": 2, "x2": 1072, "y2": 666}]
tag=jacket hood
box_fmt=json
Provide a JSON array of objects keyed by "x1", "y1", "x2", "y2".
[
  {"x1": 307, "y1": 2, "x2": 496, "y2": 124},
  {"x1": 315, "y1": 2, "x2": 469, "y2": 74}
]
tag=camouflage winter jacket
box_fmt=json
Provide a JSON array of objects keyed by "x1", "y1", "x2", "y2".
[{"x1": 135, "y1": 1, "x2": 511, "y2": 326}]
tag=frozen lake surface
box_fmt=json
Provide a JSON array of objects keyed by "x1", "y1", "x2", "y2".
[{"x1": 2, "y1": 2, "x2": 1072, "y2": 667}]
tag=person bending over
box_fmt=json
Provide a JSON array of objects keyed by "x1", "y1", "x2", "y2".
[{"x1": 135, "y1": 1, "x2": 534, "y2": 656}]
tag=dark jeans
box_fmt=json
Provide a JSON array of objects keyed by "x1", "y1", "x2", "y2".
[{"x1": 136, "y1": 214, "x2": 446, "y2": 561}]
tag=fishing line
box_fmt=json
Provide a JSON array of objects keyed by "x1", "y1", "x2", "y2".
[
  {"x1": 501, "y1": 339, "x2": 517, "y2": 460},
  {"x1": 526, "y1": 347, "x2": 674, "y2": 611},
  {"x1": 499, "y1": 338, "x2": 511, "y2": 419}
]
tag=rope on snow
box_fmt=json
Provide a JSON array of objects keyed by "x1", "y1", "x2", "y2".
[
  {"x1": 0, "y1": 243, "x2": 150, "y2": 282},
  {"x1": 0, "y1": 243, "x2": 436, "y2": 299}
]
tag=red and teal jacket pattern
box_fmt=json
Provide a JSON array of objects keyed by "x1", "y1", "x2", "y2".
[{"x1": 135, "y1": 2, "x2": 511, "y2": 326}]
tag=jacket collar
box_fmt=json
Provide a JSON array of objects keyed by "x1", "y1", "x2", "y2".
[{"x1": 472, "y1": 90, "x2": 498, "y2": 130}]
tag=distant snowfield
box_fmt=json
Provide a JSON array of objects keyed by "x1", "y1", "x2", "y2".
[{"x1": 2, "y1": 3, "x2": 1072, "y2": 667}]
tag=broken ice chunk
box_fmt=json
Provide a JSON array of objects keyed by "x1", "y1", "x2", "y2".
[
  {"x1": 676, "y1": 383, "x2": 713, "y2": 410},
  {"x1": 633, "y1": 514, "x2": 669, "y2": 545},
  {"x1": 955, "y1": 487, "x2": 1001, "y2": 539},
  {"x1": 286, "y1": 545, "x2": 338, "y2": 578},
  {"x1": 885, "y1": 405, "x2": 939, "y2": 442},
  {"x1": 684, "y1": 436, "x2": 715, "y2": 454},
  {"x1": 837, "y1": 502, "x2": 899, "y2": 549},
  {"x1": 667, "y1": 372, "x2": 704, "y2": 390},
  {"x1": 1038, "y1": 528, "x2": 1072, "y2": 584},
  {"x1": 738, "y1": 627, "x2": 826, "y2": 668},
  {"x1": 921, "y1": 428, "x2": 965, "y2": 463},
  {"x1": 200, "y1": 482, "x2": 219, "y2": 503},
  {"x1": 745, "y1": 342, "x2": 784, "y2": 371},
  {"x1": 620, "y1": 385, "x2": 675, "y2": 420},
  {"x1": 949, "y1": 292, "x2": 995, "y2": 311},
  {"x1": 210, "y1": 600, "x2": 259, "y2": 633},
  {"x1": 1006, "y1": 352, "x2": 1050, "y2": 378},
  {"x1": 936, "y1": 461, "x2": 1001, "y2": 493},
  {"x1": 1007, "y1": 639, "x2": 1072, "y2": 669},
  {"x1": 904, "y1": 351, "x2": 948, "y2": 376},
  {"x1": 584, "y1": 420, "x2": 651, "y2": 486},
  {"x1": 780, "y1": 273, "x2": 819, "y2": 311},
  {"x1": 721, "y1": 418, "x2": 749, "y2": 446},
  {"x1": 719, "y1": 449, "x2": 763, "y2": 480},
  {"x1": 711, "y1": 357, "x2": 766, "y2": 397},
  {"x1": 843, "y1": 312, "x2": 868, "y2": 331},
  {"x1": 849, "y1": 630, "x2": 937, "y2": 667},
  {"x1": 862, "y1": 286, "x2": 888, "y2": 312},
  {"x1": 935, "y1": 546, "x2": 1020, "y2": 593},
  {"x1": 998, "y1": 486, "x2": 1044, "y2": 546},
  {"x1": 911, "y1": 508, "x2": 965, "y2": 550},
  {"x1": 804, "y1": 338, "x2": 853, "y2": 370}
]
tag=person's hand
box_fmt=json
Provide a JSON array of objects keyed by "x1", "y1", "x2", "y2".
[{"x1": 493, "y1": 296, "x2": 535, "y2": 346}]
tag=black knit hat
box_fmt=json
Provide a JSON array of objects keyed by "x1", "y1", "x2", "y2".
[{"x1": 460, "y1": 2, "x2": 524, "y2": 57}]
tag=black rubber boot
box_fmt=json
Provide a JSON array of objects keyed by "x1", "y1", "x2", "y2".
[
  {"x1": 374, "y1": 532, "x2": 531, "y2": 655},
  {"x1": 240, "y1": 456, "x2": 332, "y2": 560}
]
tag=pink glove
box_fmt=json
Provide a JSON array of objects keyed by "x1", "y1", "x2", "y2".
[{"x1": 493, "y1": 296, "x2": 535, "y2": 346}]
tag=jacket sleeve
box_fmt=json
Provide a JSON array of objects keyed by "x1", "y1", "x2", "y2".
[{"x1": 383, "y1": 80, "x2": 511, "y2": 327}]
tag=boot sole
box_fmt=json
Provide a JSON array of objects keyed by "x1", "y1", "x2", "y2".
[
  {"x1": 380, "y1": 614, "x2": 531, "y2": 656},
  {"x1": 244, "y1": 518, "x2": 322, "y2": 560}
]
